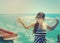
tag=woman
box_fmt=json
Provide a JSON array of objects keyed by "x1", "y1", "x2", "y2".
[{"x1": 17, "y1": 12, "x2": 59, "y2": 43}]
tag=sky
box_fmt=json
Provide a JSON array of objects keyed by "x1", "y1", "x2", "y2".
[{"x1": 0, "y1": 0, "x2": 60, "y2": 14}]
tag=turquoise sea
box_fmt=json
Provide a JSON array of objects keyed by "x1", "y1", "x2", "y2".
[{"x1": 0, "y1": 14, "x2": 60, "y2": 43}]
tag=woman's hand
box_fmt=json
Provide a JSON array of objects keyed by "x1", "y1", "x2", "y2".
[
  {"x1": 18, "y1": 18, "x2": 21, "y2": 22},
  {"x1": 17, "y1": 18, "x2": 28, "y2": 29},
  {"x1": 17, "y1": 18, "x2": 24, "y2": 25},
  {"x1": 55, "y1": 17, "x2": 59, "y2": 21}
]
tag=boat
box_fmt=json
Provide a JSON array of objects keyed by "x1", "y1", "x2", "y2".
[{"x1": 0, "y1": 28, "x2": 18, "y2": 43}]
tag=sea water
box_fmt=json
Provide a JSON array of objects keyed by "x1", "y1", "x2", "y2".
[{"x1": 0, "y1": 14, "x2": 60, "y2": 43}]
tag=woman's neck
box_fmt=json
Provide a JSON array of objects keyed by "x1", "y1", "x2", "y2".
[{"x1": 39, "y1": 22, "x2": 43, "y2": 25}]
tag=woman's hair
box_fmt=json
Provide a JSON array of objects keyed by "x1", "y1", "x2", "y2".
[
  {"x1": 36, "y1": 12, "x2": 45, "y2": 20},
  {"x1": 33, "y1": 12, "x2": 45, "y2": 33},
  {"x1": 33, "y1": 21, "x2": 39, "y2": 33}
]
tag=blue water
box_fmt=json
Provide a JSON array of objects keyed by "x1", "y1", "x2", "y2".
[{"x1": 0, "y1": 14, "x2": 60, "y2": 43}]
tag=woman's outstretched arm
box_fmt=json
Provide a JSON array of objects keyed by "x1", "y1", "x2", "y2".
[
  {"x1": 47, "y1": 18, "x2": 59, "y2": 30},
  {"x1": 17, "y1": 18, "x2": 34, "y2": 29}
]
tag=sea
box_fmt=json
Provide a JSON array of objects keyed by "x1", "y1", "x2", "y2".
[{"x1": 0, "y1": 14, "x2": 60, "y2": 43}]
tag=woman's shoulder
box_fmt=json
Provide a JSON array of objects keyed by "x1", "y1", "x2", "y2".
[
  {"x1": 43, "y1": 22, "x2": 48, "y2": 25},
  {"x1": 43, "y1": 22, "x2": 49, "y2": 27}
]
